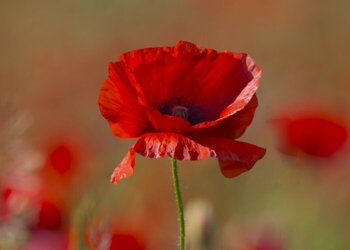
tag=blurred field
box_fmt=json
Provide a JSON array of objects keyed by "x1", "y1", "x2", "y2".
[{"x1": 1, "y1": 1, "x2": 350, "y2": 249}]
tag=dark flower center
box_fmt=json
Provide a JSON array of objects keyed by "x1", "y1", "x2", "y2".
[
  {"x1": 158, "y1": 97, "x2": 203, "y2": 125},
  {"x1": 171, "y1": 105, "x2": 189, "y2": 120}
]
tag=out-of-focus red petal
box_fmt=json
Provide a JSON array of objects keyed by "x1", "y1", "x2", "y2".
[
  {"x1": 286, "y1": 116, "x2": 347, "y2": 157},
  {"x1": 272, "y1": 113, "x2": 348, "y2": 158},
  {"x1": 48, "y1": 144, "x2": 74, "y2": 175},
  {"x1": 35, "y1": 200, "x2": 62, "y2": 230},
  {"x1": 119, "y1": 41, "x2": 261, "y2": 131},
  {"x1": 110, "y1": 233, "x2": 145, "y2": 250},
  {"x1": 111, "y1": 148, "x2": 136, "y2": 183},
  {"x1": 192, "y1": 136, "x2": 266, "y2": 178},
  {"x1": 193, "y1": 95, "x2": 258, "y2": 139},
  {"x1": 98, "y1": 62, "x2": 153, "y2": 138}
]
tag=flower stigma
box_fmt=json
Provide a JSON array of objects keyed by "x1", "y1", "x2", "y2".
[
  {"x1": 158, "y1": 97, "x2": 204, "y2": 125},
  {"x1": 171, "y1": 105, "x2": 189, "y2": 121}
]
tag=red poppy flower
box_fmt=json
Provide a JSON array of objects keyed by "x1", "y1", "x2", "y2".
[
  {"x1": 273, "y1": 113, "x2": 348, "y2": 158},
  {"x1": 1, "y1": 185, "x2": 38, "y2": 219},
  {"x1": 98, "y1": 41, "x2": 266, "y2": 183},
  {"x1": 2, "y1": 182, "x2": 64, "y2": 229},
  {"x1": 43, "y1": 139, "x2": 80, "y2": 178},
  {"x1": 85, "y1": 220, "x2": 145, "y2": 250},
  {"x1": 41, "y1": 138, "x2": 85, "y2": 190},
  {"x1": 48, "y1": 144, "x2": 75, "y2": 175},
  {"x1": 109, "y1": 233, "x2": 145, "y2": 250},
  {"x1": 34, "y1": 200, "x2": 63, "y2": 230}
]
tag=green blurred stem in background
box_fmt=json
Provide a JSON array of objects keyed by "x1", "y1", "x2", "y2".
[{"x1": 171, "y1": 158, "x2": 185, "y2": 250}]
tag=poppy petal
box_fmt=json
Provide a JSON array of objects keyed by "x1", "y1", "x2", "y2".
[
  {"x1": 218, "y1": 55, "x2": 261, "y2": 118},
  {"x1": 144, "y1": 108, "x2": 192, "y2": 133},
  {"x1": 193, "y1": 95, "x2": 258, "y2": 139},
  {"x1": 110, "y1": 233, "x2": 145, "y2": 250},
  {"x1": 192, "y1": 57, "x2": 261, "y2": 129},
  {"x1": 134, "y1": 133, "x2": 214, "y2": 160},
  {"x1": 110, "y1": 133, "x2": 213, "y2": 183},
  {"x1": 118, "y1": 48, "x2": 193, "y2": 133},
  {"x1": 120, "y1": 41, "x2": 261, "y2": 130},
  {"x1": 98, "y1": 62, "x2": 153, "y2": 138},
  {"x1": 272, "y1": 112, "x2": 348, "y2": 158},
  {"x1": 217, "y1": 141, "x2": 266, "y2": 178},
  {"x1": 191, "y1": 136, "x2": 266, "y2": 178},
  {"x1": 111, "y1": 133, "x2": 265, "y2": 183},
  {"x1": 111, "y1": 148, "x2": 136, "y2": 183},
  {"x1": 119, "y1": 41, "x2": 202, "y2": 109},
  {"x1": 286, "y1": 116, "x2": 347, "y2": 157}
]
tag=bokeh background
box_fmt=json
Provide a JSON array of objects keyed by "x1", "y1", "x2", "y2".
[{"x1": 1, "y1": 1, "x2": 350, "y2": 249}]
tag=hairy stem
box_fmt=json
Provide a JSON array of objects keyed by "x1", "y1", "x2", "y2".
[{"x1": 171, "y1": 158, "x2": 185, "y2": 250}]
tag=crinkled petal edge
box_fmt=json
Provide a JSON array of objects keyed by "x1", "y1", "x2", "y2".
[{"x1": 111, "y1": 133, "x2": 266, "y2": 183}]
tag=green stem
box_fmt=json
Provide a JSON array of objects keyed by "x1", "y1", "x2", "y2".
[{"x1": 171, "y1": 158, "x2": 185, "y2": 250}]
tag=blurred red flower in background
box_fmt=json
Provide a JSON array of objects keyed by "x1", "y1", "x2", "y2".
[
  {"x1": 0, "y1": 136, "x2": 87, "y2": 249},
  {"x1": 109, "y1": 233, "x2": 144, "y2": 250},
  {"x1": 41, "y1": 139, "x2": 81, "y2": 187},
  {"x1": 98, "y1": 41, "x2": 265, "y2": 183},
  {"x1": 85, "y1": 220, "x2": 145, "y2": 250},
  {"x1": 2, "y1": 186, "x2": 64, "y2": 230},
  {"x1": 34, "y1": 200, "x2": 63, "y2": 230},
  {"x1": 48, "y1": 144, "x2": 75, "y2": 175},
  {"x1": 1, "y1": 143, "x2": 73, "y2": 231},
  {"x1": 273, "y1": 112, "x2": 348, "y2": 158}
]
